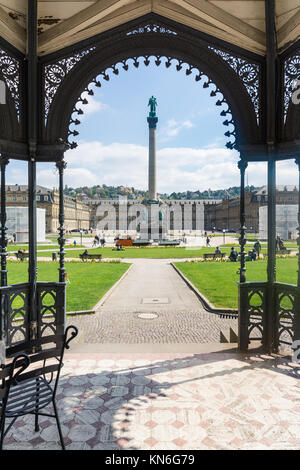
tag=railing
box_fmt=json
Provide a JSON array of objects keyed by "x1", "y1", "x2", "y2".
[
  {"x1": 239, "y1": 282, "x2": 268, "y2": 350},
  {"x1": 239, "y1": 281, "x2": 300, "y2": 354},
  {"x1": 274, "y1": 283, "x2": 300, "y2": 354},
  {"x1": 0, "y1": 281, "x2": 66, "y2": 356}
]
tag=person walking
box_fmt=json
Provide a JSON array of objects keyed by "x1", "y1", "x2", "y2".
[
  {"x1": 253, "y1": 239, "x2": 262, "y2": 257},
  {"x1": 206, "y1": 236, "x2": 211, "y2": 247}
]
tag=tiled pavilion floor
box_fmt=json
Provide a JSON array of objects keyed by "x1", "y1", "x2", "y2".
[{"x1": 3, "y1": 348, "x2": 300, "y2": 450}]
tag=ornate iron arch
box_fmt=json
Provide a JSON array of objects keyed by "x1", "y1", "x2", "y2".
[{"x1": 41, "y1": 14, "x2": 263, "y2": 158}]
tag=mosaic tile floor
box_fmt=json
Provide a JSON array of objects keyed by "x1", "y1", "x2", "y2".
[{"x1": 2, "y1": 352, "x2": 300, "y2": 450}]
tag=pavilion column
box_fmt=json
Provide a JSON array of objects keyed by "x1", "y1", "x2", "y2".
[
  {"x1": 28, "y1": 155, "x2": 37, "y2": 343},
  {"x1": 56, "y1": 160, "x2": 67, "y2": 283},
  {"x1": 0, "y1": 157, "x2": 9, "y2": 287},
  {"x1": 264, "y1": 156, "x2": 276, "y2": 352},
  {"x1": 238, "y1": 158, "x2": 249, "y2": 351},
  {"x1": 296, "y1": 157, "x2": 300, "y2": 288},
  {"x1": 295, "y1": 157, "x2": 300, "y2": 346},
  {"x1": 264, "y1": 0, "x2": 277, "y2": 352},
  {"x1": 27, "y1": 0, "x2": 38, "y2": 344},
  {"x1": 238, "y1": 159, "x2": 248, "y2": 283}
]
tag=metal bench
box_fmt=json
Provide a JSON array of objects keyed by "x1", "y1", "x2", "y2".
[
  {"x1": 203, "y1": 253, "x2": 226, "y2": 260},
  {"x1": 132, "y1": 240, "x2": 152, "y2": 247},
  {"x1": 15, "y1": 252, "x2": 29, "y2": 261},
  {"x1": 158, "y1": 240, "x2": 181, "y2": 246},
  {"x1": 79, "y1": 253, "x2": 102, "y2": 262},
  {"x1": 0, "y1": 325, "x2": 78, "y2": 450}
]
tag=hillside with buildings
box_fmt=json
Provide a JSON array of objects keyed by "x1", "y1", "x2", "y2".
[{"x1": 64, "y1": 184, "x2": 259, "y2": 201}]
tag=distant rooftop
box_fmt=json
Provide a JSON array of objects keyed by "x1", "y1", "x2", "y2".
[{"x1": 255, "y1": 185, "x2": 298, "y2": 195}]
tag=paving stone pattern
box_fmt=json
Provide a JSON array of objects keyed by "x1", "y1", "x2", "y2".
[{"x1": 3, "y1": 352, "x2": 300, "y2": 450}]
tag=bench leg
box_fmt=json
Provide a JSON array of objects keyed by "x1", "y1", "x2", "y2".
[
  {"x1": 35, "y1": 378, "x2": 40, "y2": 432},
  {"x1": 52, "y1": 399, "x2": 65, "y2": 450},
  {"x1": 0, "y1": 416, "x2": 6, "y2": 450}
]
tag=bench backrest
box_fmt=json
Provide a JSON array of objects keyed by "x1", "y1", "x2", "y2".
[{"x1": 0, "y1": 326, "x2": 78, "y2": 405}]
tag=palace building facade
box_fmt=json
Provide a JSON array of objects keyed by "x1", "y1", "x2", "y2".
[{"x1": 4, "y1": 185, "x2": 91, "y2": 233}]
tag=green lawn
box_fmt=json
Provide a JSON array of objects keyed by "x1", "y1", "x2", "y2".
[
  {"x1": 6, "y1": 261, "x2": 130, "y2": 312},
  {"x1": 7, "y1": 244, "x2": 84, "y2": 251},
  {"x1": 35, "y1": 243, "x2": 298, "y2": 259},
  {"x1": 37, "y1": 246, "x2": 237, "y2": 259},
  {"x1": 175, "y1": 257, "x2": 298, "y2": 309}
]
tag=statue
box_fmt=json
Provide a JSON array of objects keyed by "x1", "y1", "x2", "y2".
[{"x1": 148, "y1": 96, "x2": 157, "y2": 116}]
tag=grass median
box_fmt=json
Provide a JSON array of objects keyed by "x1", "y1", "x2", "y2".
[
  {"x1": 174, "y1": 257, "x2": 298, "y2": 309},
  {"x1": 37, "y1": 246, "x2": 236, "y2": 259},
  {"x1": 6, "y1": 261, "x2": 130, "y2": 312}
]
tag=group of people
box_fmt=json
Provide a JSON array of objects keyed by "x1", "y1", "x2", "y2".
[
  {"x1": 213, "y1": 246, "x2": 238, "y2": 261},
  {"x1": 92, "y1": 234, "x2": 106, "y2": 247},
  {"x1": 212, "y1": 239, "x2": 263, "y2": 262}
]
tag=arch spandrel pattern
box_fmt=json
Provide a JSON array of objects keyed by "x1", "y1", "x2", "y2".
[
  {"x1": 0, "y1": 40, "x2": 24, "y2": 143},
  {"x1": 283, "y1": 46, "x2": 300, "y2": 142},
  {"x1": 41, "y1": 15, "x2": 263, "y2": 159}
]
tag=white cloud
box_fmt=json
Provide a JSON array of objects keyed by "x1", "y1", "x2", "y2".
[
  {"x1": 8, "y1": 141, "x2": 298, "y2": 193},
  {"x1": 159, "y1": 118, "x2": 195, "y2": 140}
]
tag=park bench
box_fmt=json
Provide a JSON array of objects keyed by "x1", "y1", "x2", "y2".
[
  {"x1": 0, "y1": 325, "x2": 78, "y2": 450},
  {"x1": 15, "y1": 252, "x2": 29, "y2": 261},
  {"x1": 132, "y1": 240, "x2": 152, "y2": 247},
  {"x1": 79, "y1": 253, "x2": 102, "y2": 262},
  {"x1": 203, "y1": 253, "x2": 226, "y2": 260},
  {"x1": 159, "y1": 240, "x2": 181, "y2": 246}
]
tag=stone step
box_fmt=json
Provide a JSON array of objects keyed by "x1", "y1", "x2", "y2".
[
  {"x1": 67, "y1": 342, "x2": 240, "y2": 355},
  {"x1": 220, "y1": 327, "x2": 238, "y2": 344}
]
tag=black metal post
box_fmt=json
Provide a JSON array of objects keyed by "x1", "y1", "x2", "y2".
[
  {"x1": 295, "y1": 157, "x2": 300, "y2": 346},
  {"x1": 238, "y1": 159, "x2": 248, "y2": 284},
  {"x1": 296, "y1": 157, "x2": 300, "y2": 289},
  {"x1": 0, "y1": 157, "x2": 9, "y2": 287},
  {"x1": 265, "y1": 0, "x2": 277, "y2": 352},
  {"x1": 238, "y1": 158, "x2": 249, "y2": 351},
  {"x1": 56, "y1": 160, "x2": 67, "y2": 283},
  {"x1": 27, "y1": 0, "x2": 38, "y2": 345}
]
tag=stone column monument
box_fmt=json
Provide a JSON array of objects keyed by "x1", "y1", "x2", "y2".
[{"x1": 147, "y1": 96, "x2": 158, "y2": 201}]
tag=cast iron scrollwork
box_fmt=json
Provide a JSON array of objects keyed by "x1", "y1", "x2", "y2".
[
  {"x1": 126, "y1": 22, "x2": 178, "y2": 36},
  {"x1": 209, "y1": 47, "x2": 260, "y2": 124},
  {"x1": 283, "y1": 53, "x2": 300, "y2": 122},
  {"x1": 0, "y1": 49, "x2": 21, "y2": 120},
  {"x1": 44, "y1": 46, "x2": 96, "y2": 120}
]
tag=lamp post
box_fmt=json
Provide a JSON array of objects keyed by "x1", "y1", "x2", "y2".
[
  {"x1": 223, "y1": 229, "x2": 226, "y2": 245},
  {"x1": 80, "y1": 229, "x2": 83, "y2": 246}
]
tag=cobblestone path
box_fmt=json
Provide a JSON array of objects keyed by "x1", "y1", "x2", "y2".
[{"x1": 67, "y1": 259, "x2": 237, "y2": 344}]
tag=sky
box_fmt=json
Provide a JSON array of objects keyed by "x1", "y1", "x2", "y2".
[{"x1": 7, "y1": 58, "x2": 298, "y2": 193}]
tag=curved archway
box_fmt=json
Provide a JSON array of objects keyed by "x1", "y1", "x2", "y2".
[{"x1": 43, "y1": 16, "x2": 261, "y2": 154}]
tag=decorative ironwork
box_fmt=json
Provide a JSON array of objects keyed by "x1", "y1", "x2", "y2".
[
  {"x1": 247, "y1": 286, "x2": 266, "y2": 342},
  {"x1": 239, "y1": 282, "x2": 267, "y2": 350},
  {"x1": 37, "y1": 282, "x2": 65, "y2": 343},
  {"x1": 56, "y1": 160, "x2": 67, "y2": 283},
  {"x1": 0, "y1": 282, "x2": 65, "y2": 356},
  {"x1": 284, "y1": 52, "x2": 300, "y2": 122},
  {"x1": 209, "y1": 47, "x2": 260, "y2": 123},
  {"x1": 0, "y1": 49, "x2": 20, "y2": 119},
  {"x1": 126, "y1": 23, "x2": 178, "y2": 36},
  {"x1": 274, "y1": 283, "x2": 299, "y2": 353},
  {"x1": 1, "y1": 283, "x2": 30, "y2": 352},
  {"x1": 44, "y1": 47, "x2": 96, "y2": 119},
  {"x1": 67, "y1": 55, "x2": 237, "y2": 149}
]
